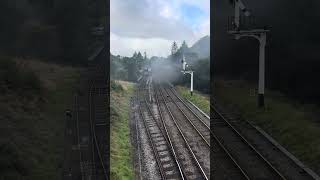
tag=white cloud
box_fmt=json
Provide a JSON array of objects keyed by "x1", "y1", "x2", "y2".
[
  {"x1": 110, "y1": 0, "x2": 210, "y2": 57},
  {"x1": 111, "y1": 0, "x2": 195, "y2": 40},
  {"x1": 111, "y1": 33, "x2": 172, "y2": 57},
  {"x1": 159, "y1": 5, "x2": 173, "y2": 18},
  {"x1": 198, "y1": 17, "x2": 210, "y2": 37}
]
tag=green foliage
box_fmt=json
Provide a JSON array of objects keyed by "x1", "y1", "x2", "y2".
[
  {"x1": 110, "y1": 81, "x2": 134, "y2": 180},
  {"x1": 173, "y1": 57, "x2": 210, "y2": 93},
  {"x1": 176, "y1": 86, "x2": 210, "y2": 114},
  {"x1": 111, "y1": 51, "x2": 147, "y2": 82},
  {"x1": 127, "y1": 60, "x2": 138, "y2": 82},
  {"x1": 0, "y1": 57, "x2": 43, "y2": 96},
  {"x1": 171, "y1": 41, "x2": 178, "y2": 55},
  {"x1": 0, "y1": 59, "x2": 81, "y2": 179},
  {"x1": 192, "y1": 58, "x2": 210, "y2": 93},
  {"x1": 111, "y1": 80, "x2": 124, "y2": 92},
  {"x1": 111, "y1": 55, "x2": 128, "y2": 80}
]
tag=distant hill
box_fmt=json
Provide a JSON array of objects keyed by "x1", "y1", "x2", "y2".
[{"x1": 189, "y1": 35, "x2": 210, "y2": 59}]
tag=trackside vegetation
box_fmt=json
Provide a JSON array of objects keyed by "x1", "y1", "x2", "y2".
[
  {"x1": 176, "y1": 85, "x2": 210, "y2": 115},
  {"x1": 110, "y1": 80, "x2": 135, "y2": 179}
]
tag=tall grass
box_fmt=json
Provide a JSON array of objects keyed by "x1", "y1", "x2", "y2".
[{"x1": 110, "y1": 80, "x2": 135, "y2": 180}]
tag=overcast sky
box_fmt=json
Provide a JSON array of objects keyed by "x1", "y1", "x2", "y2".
[{"x1": 110, "y1": 0, "x2": 210, "y2": 57}]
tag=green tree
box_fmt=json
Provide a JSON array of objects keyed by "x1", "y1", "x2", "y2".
[
  {"x1": 180, "y1": 40, "x2": 188, "y2": 54},
  {"x1": 127, "y1": 59, "x2": 137, "y2": 82},
  {"x1": 136, "y1": 51, "x2": 144, "y2": 70},
  {"x1": 171, "y1": 41, "x2": 178, "y2": 55}
]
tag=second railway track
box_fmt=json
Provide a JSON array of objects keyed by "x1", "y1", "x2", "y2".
[{"x1": 212, "y1": 100, "x2": 320, "y2": 180}]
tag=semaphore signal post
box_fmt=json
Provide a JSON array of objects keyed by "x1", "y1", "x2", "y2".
[{"x1": 228, "y1": 0, "x2": 270, "y2": 108}]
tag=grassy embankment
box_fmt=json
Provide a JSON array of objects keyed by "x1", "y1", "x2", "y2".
[
  {"x1": 0, "y1": 57, "x2": 81, "y2": 179},
  {"x1": 214, "y1": 78, "x2": 320, "y2": 173},
  {"x1": 110, "y1": 80, "x2": 135, "y2": 180},
  {"x1": 176, "y1": 86, "x2": 210, "y2": 115}
]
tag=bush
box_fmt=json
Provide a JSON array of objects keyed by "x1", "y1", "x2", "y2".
[
  {"x1": 110, "y1": 80, "x2": 123, "y2": 92},
  {"x1": 0, "y1": 57, "x2": 43, "y2": 95}
]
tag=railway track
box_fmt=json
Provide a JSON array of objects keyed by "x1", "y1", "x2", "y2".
[
  {"x1": 151, "y1": 83, "x2": 208, "y2": 179},
  {"x1": 212, "y1": 105, "x2": 285, "y2": 179},
  {"x1": 158, "y1": 85, "x2": 210, "y2": 178},
  {"x1": 137, "y1": 76, "x2": 320, "y2": 180},
  {"x1": 72, "y1": 93, "x2": 91, "y2": 179},
  {"x1": 158, "y1": 82, "x2": 319, "y2": 180},
  {"x1": 159, "y1": 81, "x2": 318, "y2": 179},
  {"x1": 137, "y1": 83, "x2": 185, "y2": 179},
  {"x1": 87, "y1": 56, "x2": 108, "y2": 179},
  {"x1": 62, "y1": 46, "x2": 109, "y2": 180},
  {"x1": 164, "y1": 86, "x2": 210, "y2": 146},
  {"x1": 211, "y1": 100, "x2": 320, "y2": 180},
  {"x1": 88, "y1": 84, "x2": 108, "y2": 179},
  {"x1": 70, "y1": 48, "x2": 108, "y2": 180},
  {"x1": 166, "y1": 86, "x2": 210, "y2": 127},
  {"x1": 160, "y1": 84, "x2": 254, "y2": 179}
]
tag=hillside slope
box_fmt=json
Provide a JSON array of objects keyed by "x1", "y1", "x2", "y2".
[{"x1": 190, "y1": 35, "x2": 210, "y2": 59}]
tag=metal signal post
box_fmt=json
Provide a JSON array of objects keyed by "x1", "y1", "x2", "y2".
[
  {"x1": 228, "y1": 0, "x2": 270, "y2": 108},
  {"x1": 181, "y1": 55, "x2": 194, "y2": 96}
]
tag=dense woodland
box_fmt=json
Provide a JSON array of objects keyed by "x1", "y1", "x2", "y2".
[{"x1": 213, "y1": 0, "x2": 320, "y2": 104}]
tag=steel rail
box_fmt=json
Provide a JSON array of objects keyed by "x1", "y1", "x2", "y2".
[
  {"x1": 137, "y1": 83, "x2": 165, "y2": 179},
  {"x1": 157, "y1": 84, "x2": 209, "y2": 180},
  {"x1": 211, "y1": 98, "x2": 320, "y2": 180},
  {"x1": 165, "y1": 85, "x2": 251, "y2": 179},
  {"x1": 152, "y1": 84, "x2": 187, "y2": 180},
  {"x1": 88, "y1": 65, "x2": 108, "y2": 179},
  {"x1": 88, "y1": 85, "x2": 97, "y2": 178},
  {"x1": 211, "y1": 101, "x2": 287, "y2": 179},
  {"x1": 75, "y1": 94, "x2": 85, "y2": 179},
  {"x1": 161, "y1": 86, "x2": 210, "y2": 147},
  {"x1": 134, "y1": 90, "x2": 143, "y2": 180},
  {"x1": 168, "y1": 86, "x2": 210, "y2": 127},
  {"x1": 137, "y1": 99, "x2": 166, "y2": 179}
]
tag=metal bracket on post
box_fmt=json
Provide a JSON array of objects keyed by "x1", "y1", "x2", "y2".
[{"x1": 228, "y1": 29, "x2": 268, "y2": 108}]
